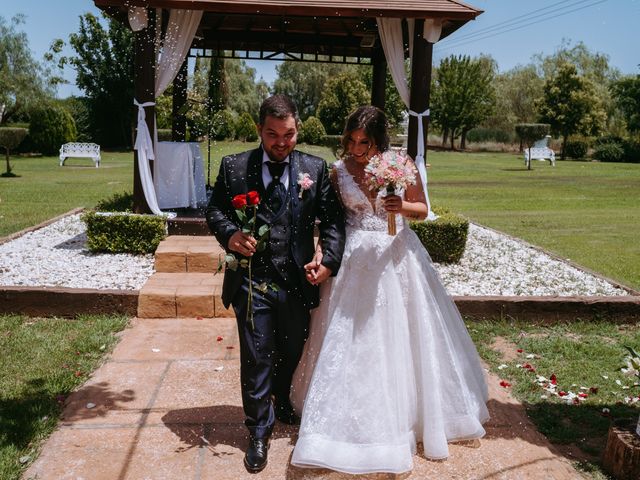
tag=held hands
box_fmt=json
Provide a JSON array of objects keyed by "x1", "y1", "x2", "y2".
[
  {"x1": 228, "y1": 231, "x2": 257, "y2": 257},
  {"x1": 304, "y1": 250, "x2": 332, "y2": 286}
]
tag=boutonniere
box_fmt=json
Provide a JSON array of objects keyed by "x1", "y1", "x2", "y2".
[{"x1": 297, "y1": 172, "x2": 314, "y2": 198}]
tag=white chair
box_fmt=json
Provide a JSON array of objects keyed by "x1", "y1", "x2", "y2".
[
  {"x1": 59, "y1": 143, "x2": 101, "y2": 167},
  {"x1": 524, "y1": 135, "x2": 555, "y2": 166}
]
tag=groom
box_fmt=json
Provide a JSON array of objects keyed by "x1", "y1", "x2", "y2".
[{"x1": 206, "y1": 94, "x2": 345, "y2": 473}]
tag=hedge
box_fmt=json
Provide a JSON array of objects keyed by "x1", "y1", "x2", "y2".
[
  {"x1": 409, "y1": 207, "x2": 469, "y2": 263},
  {"x1": 82, "y1": 211, "x2": 166, "y2": 254}
]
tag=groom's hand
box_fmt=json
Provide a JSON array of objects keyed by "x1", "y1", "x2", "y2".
[{"x1": 228, "y1": 231, "x2": 257, "y2": 257}]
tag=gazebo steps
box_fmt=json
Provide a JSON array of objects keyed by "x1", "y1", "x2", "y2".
[
  {"x1": 155, "y1": 235, "x2": 224, "y2": 273},
  {"x1": 138, "y1": 236, "x2": 232, "y2": 318},
  {"x1": 137, "y1": 272, "x2": 233, "y2": 318}
]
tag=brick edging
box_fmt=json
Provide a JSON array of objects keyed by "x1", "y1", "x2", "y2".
[
  {"x1": 2, "y1": 286, "x2": 639, "y2": 321},
  {"x1": 455, "y1": 295, "x2": 640, "y2": 323},
  {"x1": 0, "y1": 287, "x2": 138, "y2": 317}
]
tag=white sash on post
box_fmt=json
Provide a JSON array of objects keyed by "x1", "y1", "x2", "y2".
[
  {"x1": 408, "y1": 108, "x2": 437, "y2": 221},
  {"x1": 133, "y1": 99, "x2": 164, "y2": 215}
]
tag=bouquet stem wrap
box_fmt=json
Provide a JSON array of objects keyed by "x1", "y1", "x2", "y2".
[{"x1": 386, "y1": 185, "x2": 396, "y2": 236}]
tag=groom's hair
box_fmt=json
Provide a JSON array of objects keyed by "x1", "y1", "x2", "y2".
[{"x1": 259, "y1": 94, "x2": 300, "y2": 125}]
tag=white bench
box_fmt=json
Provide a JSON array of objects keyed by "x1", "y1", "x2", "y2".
[
  {"x1": 59, "y1": 142, "x2": 101, "y2": 167},
  {"x1": 524, "y1": 136, "x2": 555, "y2": 167}
]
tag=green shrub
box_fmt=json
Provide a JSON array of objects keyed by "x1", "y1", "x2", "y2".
[
  {"x1": 593, "y1": 142, "x2": 625, "y2": 162},
  {"x1": 157, "y1": 129, "x2": 173, "y2": 142},
  {"x1": 0, "y1": 127, "x2": 28, "y2": 175},
  {"x1": 235, "y1": 112, "x2": 258, "y2": 142},
  {"x1": 211, "y1": 109, "x2": 235, "y2": 140},
  {"x1": 299, "y1": 116, "x2": 326, "y2": 145},
  {"x1": 467, "y1": 127, "x2": 515, "y2": 144},
  {"x1": 409, "y1": 207, "x2": 469, "y2": 264},
  {"x1": 95, "y1": 191, "x2": 134, "y2": 212},
  {"x1": 622, "y1": 140, "x2": 640, "y2": 163},
  {"x1": 82, "y1": 211, "x2": 166, "y2": 254},
  {"x1": 29, "y1": 106, "x2": 77, "y2": 155},
  {"x1": 564, "y1": 139, "x2": 589, "y2": 159}
]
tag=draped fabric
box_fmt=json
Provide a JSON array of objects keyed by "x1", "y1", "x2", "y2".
[
  {"x1": 155, "y1": 9, "x2": 203, "y2": 97},
  {"x1": 131, "y1": 8, "x2": 202, "y2": 215},
  {"x1": 376, "y1": 18, "x2": 443, "y2": 221}
]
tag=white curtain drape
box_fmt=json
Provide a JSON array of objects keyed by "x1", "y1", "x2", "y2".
[
  {"x1": 132, "y1": 8, "x2": 202, "y2": 215},
  {"x1": 155, "y1": 9, "x2": 202, "y2": 97},
  {"x1": 376, "y1": 18, "x2": 442, "y2": 221}
]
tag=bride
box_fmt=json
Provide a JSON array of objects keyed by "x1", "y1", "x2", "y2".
[{"x1": 290, "y1": 106, "x2": 489, "y2": 474}]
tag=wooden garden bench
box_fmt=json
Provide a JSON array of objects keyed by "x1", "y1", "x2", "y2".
[{"x1": 59, "y1": 142, "x2": 101, "y2": 167}]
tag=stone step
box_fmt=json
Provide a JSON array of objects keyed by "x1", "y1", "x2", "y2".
[
  {"x1": 137, "y1": 272, "x2": 233, "y2": 319},
  {"x1": 154, "y1": 235, "x2": 225, "y2": 273}
]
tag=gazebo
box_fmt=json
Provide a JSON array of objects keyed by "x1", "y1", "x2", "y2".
[{"x1": 94, "y1": 0, "x2": 482, "y2": 232}]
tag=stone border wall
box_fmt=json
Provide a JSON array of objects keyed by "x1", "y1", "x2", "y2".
[
  {"x1": 0, "y1": 287, "x2": 138, "y2": 317},
  {"x1": 2, "y1": 287, "x2": 639, "y2": 322}
]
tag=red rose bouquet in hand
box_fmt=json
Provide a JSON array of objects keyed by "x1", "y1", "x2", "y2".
[
  {"x1": 218, "y1": 190, "x2": 272, "y2": 328},
  {"x1": 364, "y1": 150, "x2": 417, "y2": 235}
]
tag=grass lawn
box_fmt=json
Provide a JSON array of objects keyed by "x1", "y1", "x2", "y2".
[
  {"x1": 469, "y1": 318, "x2": 640, "y2": 478},
  {"x1": 426, "y1": 152, "x2": 640, "y2": 291},
  {"x1": 0, "y1": 314, "x2": 129, "y2": 480},
  {"x1": 1, "y1": 144, "x2": 638, "y2": 290}
]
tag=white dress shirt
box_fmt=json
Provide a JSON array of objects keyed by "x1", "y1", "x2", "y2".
[{"x1": 262, "y1": 151, "x2": 290, "y2": 190}]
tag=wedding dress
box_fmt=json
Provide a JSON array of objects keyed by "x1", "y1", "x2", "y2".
[{"x1": 290, "y1": 159, "x2": 489, "y2": 474}]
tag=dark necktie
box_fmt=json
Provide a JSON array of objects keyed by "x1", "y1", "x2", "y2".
[{"x1": 266, "y1": 161, "x2": 287, "y2": 213}]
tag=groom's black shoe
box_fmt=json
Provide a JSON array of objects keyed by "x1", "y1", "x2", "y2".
[
  {"x1": 274, "y1": 403, "x2": 301, "y2": 425},
  {"x1": 244, "y1": 437, "x2": 269, "y2": 473}
]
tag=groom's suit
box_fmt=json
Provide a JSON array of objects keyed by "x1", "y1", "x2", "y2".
[{"x1": 206, "y1": 146, "x2": 345, "y2": 439}]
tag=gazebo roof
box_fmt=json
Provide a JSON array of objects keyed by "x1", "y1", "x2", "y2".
[{"x1": 95, "y1": 0, "x2": 482, "y2": 62}]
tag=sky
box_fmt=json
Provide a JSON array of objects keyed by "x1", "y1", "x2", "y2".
[{"x1": 3, "y1": 0, "x2": 639, "y2": 98}]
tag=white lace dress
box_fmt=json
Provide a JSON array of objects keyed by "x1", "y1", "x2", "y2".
[{"x1": 290, "y1": 160, "x2": 489, "y2": 474}]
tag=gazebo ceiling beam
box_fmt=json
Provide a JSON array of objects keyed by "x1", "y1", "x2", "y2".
[{"x1": 95, "y1": 0, "x2": 481, "y2": 21}]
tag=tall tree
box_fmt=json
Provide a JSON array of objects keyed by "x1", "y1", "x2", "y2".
[
  {"x1": 316, "y1": 72, "x2": 369, "y2": 134},
  {"x1": 611, "y1": 72, "x2": 640, "y2": 135},
  {"x1": 273, "y1": 62, "x2": 366, "y2": 121},
  {"x1": 53, "y1": 13, "x2": 134, "y2": 147},
  {"x1": 537, "y1": 63, "x2": 606, "y2": 158},
  {"x1": 430, "y1": 55, "x2": 496, "y2": 149},
  {"x1": 534, "y1": 40, "x2": 621, "y2": 135},
  {"x1": 0, "y1": 15, "x2": 53, "y2": 125}
]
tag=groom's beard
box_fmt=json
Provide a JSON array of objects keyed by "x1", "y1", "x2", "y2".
[{"x1": 263, "y1": 143, "x2": 294, "y2": 162}]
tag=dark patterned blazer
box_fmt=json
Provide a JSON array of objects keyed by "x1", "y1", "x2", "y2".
[{"x1": 205, "y1": 147, "x2": 346, "y2": 308}]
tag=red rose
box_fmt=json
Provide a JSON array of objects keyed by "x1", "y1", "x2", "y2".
[
  {"x1": 232, "y1": 194, "x2": 247, "y2": 209},
  {"x1": 247, "y1": 190, "x2": 260, "y2": 205}
]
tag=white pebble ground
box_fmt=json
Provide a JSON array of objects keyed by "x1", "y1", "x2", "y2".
[{"x1": 0, "y1": 214, "x2": 629, "y2": 296}]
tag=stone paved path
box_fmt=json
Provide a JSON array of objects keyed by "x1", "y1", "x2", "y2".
[{"x1": 23, "y1": 318, "x2": 585, "y2": 480}]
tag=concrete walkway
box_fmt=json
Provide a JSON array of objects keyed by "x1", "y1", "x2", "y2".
[{"x1": 24, "y1": 318, "x2": 584, "y2": 480}]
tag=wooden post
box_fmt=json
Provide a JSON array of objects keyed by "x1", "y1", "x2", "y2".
[
  {"x1": 407, "y1": 19, "x2": 433, "y2": 161},
  {"x1": 371, "y1": 46, "x2": 387, "y2": 111},
  {"x1": 602, "y1": 420, "x2": 640, "y2": 479},
  {"x1": 172, "y1": 58, "x2": 188, "y2": 142},
  {"x1": 133, "y1": 8, "x2": 156, "y2": 214}
]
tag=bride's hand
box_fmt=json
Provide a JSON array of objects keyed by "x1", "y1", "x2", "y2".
[{"x1": 382, "y1": 194, "x2": 403, "y2": 213}]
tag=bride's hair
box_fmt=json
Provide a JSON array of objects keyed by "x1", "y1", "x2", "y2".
[{"x1": 340, "y1": 106, "x2": 390, "y2": 157}]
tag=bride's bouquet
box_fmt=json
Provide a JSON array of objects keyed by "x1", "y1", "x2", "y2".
[{"x1": 364, "y1": 150, "x2": 417, "y2": 235}]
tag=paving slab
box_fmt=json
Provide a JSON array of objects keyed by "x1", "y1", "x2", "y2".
[{"x1": 23, "y1": 317, "x2": 584, "y2": 480}]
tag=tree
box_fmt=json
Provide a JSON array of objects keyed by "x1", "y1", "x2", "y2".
[
  {"x1": 0, "y1": 127, "x2": 27, "y2": 176},
  {"x1": 483, "y1": 65, "x2": 543, "y2": 134},
  {"x1": 0, "y1": 15, "x2": 53, "y2": 125},
  {"x1": 225, "y1": 60, "x2": 269, "y2": 120},
  {"x1": 611, "y1": 73, "x2": 640, "y2": 134},
  {"x1": 53, "y1": 13, "x2": 134, "y2": 148},
  {"x1": 317, "y1": 73, "x2": 369, "y2": 134},
  {"x1": 430, "y1": 55, "x2": 496, "y2": 149},
  {"x1": 537, "y1": 63, "x2": 606, "y2": 159},
  {"x1": 274, "y1": 62, "x2": 363, "y2": 121},
  {"x1": 534, "y1": 40, "x2": 621, "y2": 136}
]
